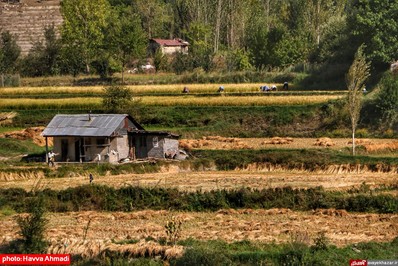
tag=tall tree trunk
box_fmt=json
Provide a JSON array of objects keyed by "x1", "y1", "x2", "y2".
[
  {"x1": 263, "y1": 0, "x2": 271, "y2": 32},
  {"x1": 316, "y1": 0, "x2": 321, "y2": 46},
  {"x1": 352, "y1": 130, "x2": 356, "y2": 156},
  {"x1": 214, "y1": 0, "x2": 222, "y2": 53}
]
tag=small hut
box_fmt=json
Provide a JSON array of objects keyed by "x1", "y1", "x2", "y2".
[{"x1": 42, "y1": 114, "x2": 180, "y2": 163}]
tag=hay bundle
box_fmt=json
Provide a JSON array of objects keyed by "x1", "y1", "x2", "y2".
[
  {"x1": 313, "y1": 209, "x2": 348, "y2": 217},
  {"x1": 314, "y1": 137, "x2": 334, "y2": 146},
  {"x1": 179, "y1": 139, "x2": 212, "y2": 150},
  {"x1": 347, "y1": 139, "x2": 372, "y2": 145},
  {"x1": 363, "y1": 142, "x2": 398, "y2": 152},
  {"x1": 203, "y1": 136, "x2": 240, "y2": 143},
  {"x1": 0, "y1": 126, "x2": 50, "y2": 146},
  {"x1": 232, "y1": 141, "x2": 250, "y2": 149},
  {"x1": 263, "y1": 137, "x2": 294, "y2": 145},
  {"x1": 0, "y1": 112, "x2": 17, "y2": 125},
  {"x1": 103, "y1": 240, "x2": 184, "y2": 259}
]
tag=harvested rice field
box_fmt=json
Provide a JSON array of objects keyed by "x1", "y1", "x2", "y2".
[
  {"x1": 0, "y1": 209, "x2": 397, "y2": 250},
  {"x1": 0, "y1": 170, "x2": 397, "y2": 192}
]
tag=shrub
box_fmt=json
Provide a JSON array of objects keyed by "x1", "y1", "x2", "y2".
[{"x1": 14, "y1": 195, "x2": 48, "y2": 253}]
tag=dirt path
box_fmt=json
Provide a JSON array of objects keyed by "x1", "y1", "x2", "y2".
[
  {"x1": 0, "y1": 170, "x2": 397, "y2": 192},
  {"x1": 1, "y1": 209, "x2": 396, "y2": 249}
]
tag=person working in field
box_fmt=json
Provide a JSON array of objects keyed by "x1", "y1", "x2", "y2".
[
  {"x1": 48, "y1": 150, "x2": 56, "y2": 167},
  {"x1": 283, "y1": 82, "x2": 289, "y2": 90}
]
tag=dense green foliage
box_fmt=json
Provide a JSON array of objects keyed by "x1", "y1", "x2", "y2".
[
  {"x1": 21, "y1": 26, "x2": 62, "y2": 77},
  {"x1": 0, "y1": 31, "x2": 21, "y2": 75},
  {"x1": 0, "y1": 184, "x2": 396, "y2": 213},
  {"x1": 6, "y1": 195, "x2": 49, "y2": 254},
  {"x1": 376, "y1": 73, "x2": 398, "y2": 131},
  {"x1": 0, "y1": 0, "x2": 395, "y2": 85}
]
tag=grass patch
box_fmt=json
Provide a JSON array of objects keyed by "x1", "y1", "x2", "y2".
[
  {"x1": 191, "y1": 149, "x2": 398, "y2": 171},
  {"x1": 0, "y1": 185, "x2": 396, "y2": 213},
  {"x1": 0, "y1": 138, "x2": 45, "y2": 157},
  {"x1": 172, "y1": 238, "x2": 398, "y2": 266}
]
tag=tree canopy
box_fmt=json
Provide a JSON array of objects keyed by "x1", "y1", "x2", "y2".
[{"x1": 0, "y1": 0, "x2": 395, "y2": 79}]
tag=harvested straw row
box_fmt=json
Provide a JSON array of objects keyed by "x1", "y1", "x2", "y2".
[
  {"x1": 202, "y1": 136, "x2": 241, "y2": 142},
  {"x1": 0, "y1": 171, "x2": 45, "y2": 181},
  {"x1": 237, "y1": 162, "x2": 398, "y2": 174},
  {"x1": 314, "y1": 137, "x2": 335, "y2": 147},
  {"x1": 46, "y1": 238, "x2": 184, "y2": 260},
  {"x1": 363, "y1": 142, "x2": 398, "y2": 152},
  {"x1": 347, "y1": 139, "x2": 372, "y2": 145},
  {"x1": 0, "y1": 112, "x2": 17, "y2": 125},
  {"x1": 263, "y1": 137, "x2": 294, "y2": 145},
  {"x1": 179, "y1": 139, "x2": 212, "y2": 150}
]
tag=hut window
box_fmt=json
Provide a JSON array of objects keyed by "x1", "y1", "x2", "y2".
[
  {"x1": 140, "y1": 136, "x2": 147, "y2": 147},
  {"x1": 153, "y1": 137, "x2": 159, "y2": 147},
  {"x1": 96, "y1": 138, "x2": 106, "y2": 147}
]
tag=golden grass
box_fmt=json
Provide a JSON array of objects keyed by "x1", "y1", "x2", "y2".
[
  {"x1": 0, "y1": 84, "x2": 346, "y2": 95},
  {"x1": 0, "y1": 83, "x2": 270, "y2": 95},
  {"x1": 0, "y1": 86, "x2": 103, "y2": 95}
]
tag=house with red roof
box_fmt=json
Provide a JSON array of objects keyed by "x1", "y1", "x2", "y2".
[{"x1": 149, "y1": 38, "x2": 189, "y2": 55}]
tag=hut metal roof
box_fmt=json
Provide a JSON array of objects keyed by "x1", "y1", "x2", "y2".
[{"x1": 42, "y1": 114, "x2": 144, "y2": 137}]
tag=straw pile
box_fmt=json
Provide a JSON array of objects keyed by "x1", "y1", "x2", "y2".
[
  {"x1": 0, "y1": 112, "x2": 17, "y2": 125},
  {"x1": 314, "y1": 137, "x2": 335, "y2": 146},
  {"x1": 179, "y1": 139, "x2": 211, "y2": 151},
  {"x1": 312, "y1": 208, "x2": 349, "y2": 217},
  {"x1": 263, "y1": 137, "x2": 294, "y2": 145},
  {"x1": 363, "y1": 142, "x2": 398, "y2": 152},
  {"x1": 0, "y1": 127, "x2": 52, "y2": 146},
  {"x1": 46, "y1": 238, "x2": 184, "y2": 260},
  {"x1": 347, "y1": 139, "x2": 372, "y2": 145}
]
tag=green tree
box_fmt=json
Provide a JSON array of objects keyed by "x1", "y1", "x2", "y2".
[
  {"x1": 347, "y1": 0, "x2": 398, "y2": 68},
  {"x1": 106, "y1": 6, "x2": 147, "y2": 83},
  {"x1": 61, "y1": 0, "x2": 111, "y2": 74},
  {"x1": 21, "y1": 25, "x2": 62, "y2": 77},
  {"x1": 102, "y1": 85, "x2": 133, "y2": 113},
  {"x1": 0, "y1": 31, "x2": 21, "y2": 75},
  {"x1": 153, "y1": 48, "x2": 168, "y2": 72},
  {"x1": 346, "y1": 45, "x2": 370, "y2": 156},
  {"x1": 133, "y1": 0, "x2": 173, "y2": 39},
  {"x1": 15, "y1": 195, "x2": 48, "y2": 253},
  {"x1": 376, "y1": 73, "x2": 398, "y2": 131}
]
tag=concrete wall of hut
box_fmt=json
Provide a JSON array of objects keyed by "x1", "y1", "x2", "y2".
[
  {"x1": 164, "y1": 138, "x2": 179, "y2": 157},
  {"x1": 52, "y1": 136, "x2": 125, "y2": 163},
  {"x1": 147, "y1": 136, "x2": 165, "y2": 158}
]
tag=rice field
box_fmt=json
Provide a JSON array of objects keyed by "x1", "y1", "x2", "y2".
[
  {"x1": 0, "y1": 84, "x2": 346, "y2": 95},
  {"x1": 0, "y1": 94, "x2": 343, "y2": 109},
  {"x1": 0, "y1": 84, "x2": 269, "y2": 95}
]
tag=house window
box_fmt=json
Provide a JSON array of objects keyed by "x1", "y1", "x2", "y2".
[
  {"x1": 96, "y1": 138, "x2": 106, "y2": 147},
  {"x1": 153, "y1": 137, "x2": 159, "y2": 148},
  {"x1": 140, "y1": 136, "x2": 147, "y2": 147}
]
